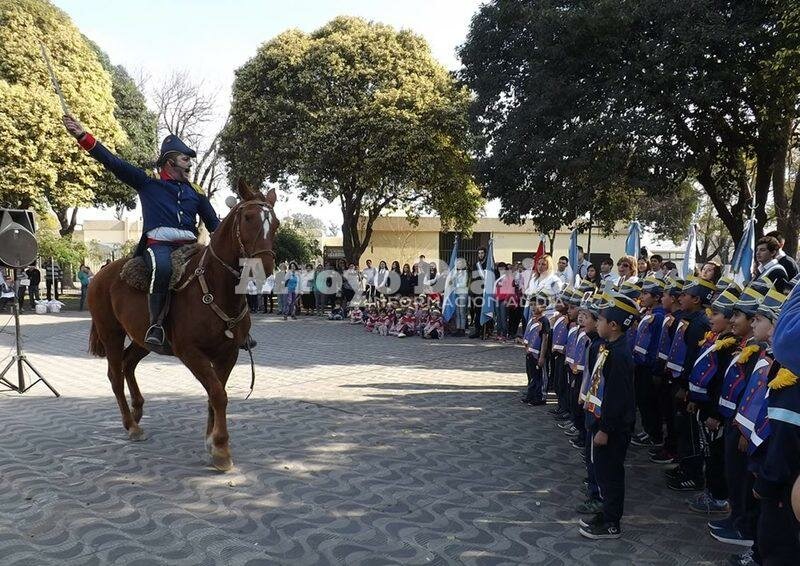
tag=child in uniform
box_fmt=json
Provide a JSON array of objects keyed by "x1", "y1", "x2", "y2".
[{"x1": 520, "y1": 288, "x2": 553, "y2": 406}]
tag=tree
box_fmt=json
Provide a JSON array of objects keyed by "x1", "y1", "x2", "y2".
[
  {"x1": 88, "y1": 40, "x2": 158, "y2": 220},
  {"x1": 221, "y1": 16, "x2": 483, "y2": 264},
  {"x1": 0, "y1": 0, "x2": 127, "y2": 233},
  {"x1": 152, "y1": 71, "x2": 227, "y2": 201},
  {"x1": 274, "y1": 224, "x2": 320, "y2": 265},
  {"x1": 282, "y1": 212, "x2": 330, "y2": 240},
  {"x1": 459, "y1": 1, "x2": 800, "y2": 249}
]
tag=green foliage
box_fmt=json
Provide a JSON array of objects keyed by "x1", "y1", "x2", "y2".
[
  {"x1": 36, "y1": 225, "x2": 86, "y2": 268},
  {"x1": 274, "y1": 224, "x2": 320, "y2": 265},
  {"x1": 459, "y1": 0, "x2": 800, "y2": 245},
  {"x1": 0, "y1": 0, "x2": 126, "y2": 215},
  {"x1": 222, "y1": 16, "x2": 483, "y2": 263},
  {"x1": 88, "y1": 40, "x2": 158, "y2": 213}
]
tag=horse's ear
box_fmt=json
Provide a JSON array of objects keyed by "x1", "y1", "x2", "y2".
[
  {"x1": 235, "y1": 178, "x2": 257, "y2": 201},
  {"x1": 265, "y1": 187, "x2": 277, "y2": 207}
]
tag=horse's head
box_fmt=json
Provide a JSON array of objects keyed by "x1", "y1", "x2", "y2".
[{"x1": 216, "y1": 179, "x2": 279, "y2": 277}]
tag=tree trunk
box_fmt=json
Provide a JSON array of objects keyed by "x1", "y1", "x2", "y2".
[
  {"x1": 753, "y1": 146, "x2": 775, "y2": 240},
  {"x1": 55, "y1": 207, "x2": 79, "y2": 237},
  {"x1": 772, "y1": 119, "x2": 797, "y2": 258},
  {"x1": 697, "y1": 166, "x2": 744, "y2": 246}
]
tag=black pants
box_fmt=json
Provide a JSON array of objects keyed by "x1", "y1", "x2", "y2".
[
  {"x1": 703, "y1": 426, "x2": 728, "y2": 501},
  {"x1": 593, "y1": 430, "x2": 630, "y2": 525},
  {"x1": 552, "y1": 353, "x2": 567, "y2": 411},
  {"x1": 28, "y1": 286, "x2": 40, "y2": 308},
  {"x1": 724, "y1": 422, "x2": 757, "y2": 538},
  {"x1": 659, "y1": 378, "x2": 678, "y2": 453},
  {"x1": 246, "y1": 295, "x2": 259, "y2": 312},
  {"x1": 634, "y1": 364, "x2": 661, "y2": 441},
  {"x1": 262, "y1": 292, "x2": 274, "y2": 313},
  {"x1": 569, "y1": 371, "x2": 584, "y2": 432},
  {"x1": 45, "y1": 280, "x2": 59, "y2": 301},
  {"x1": 757, "y1": 494, "x2": 800, "y2": 565},
  {"x1": 525, "y1": 353, "x2": 543, "y2": 402},
  {"x1": 678, "y1": 407, "x2": 704, "y2": 483},
  {"x1": 469, "y1": 296, "x2": 482, "y2": 335},
  {"x1": 508, "y1": 305, "x2": 522, "y2": 338}
]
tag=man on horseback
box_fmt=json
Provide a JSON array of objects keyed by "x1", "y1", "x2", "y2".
[{"x1": 63, "y1": 114, "x2": 220, "y2": 350}]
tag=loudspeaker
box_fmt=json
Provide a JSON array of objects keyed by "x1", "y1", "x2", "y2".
[{"x1": 0, "y1": 209, "x2": 37, "y2": 268}]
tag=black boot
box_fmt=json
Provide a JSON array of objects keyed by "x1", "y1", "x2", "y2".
[{"x1": 145, "y1": 292, "x2": 167, "y2": 347}]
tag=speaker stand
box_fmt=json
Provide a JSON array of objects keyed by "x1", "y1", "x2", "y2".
[{"x1": 0, "y1": 296, "x2": 59, "y2": 397}]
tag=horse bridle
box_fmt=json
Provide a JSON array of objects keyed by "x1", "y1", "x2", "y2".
[
  {"x1": 208, "y1": 200, "x2": 277, "y2": 277},
  {"x1": 175, "y1": 199, "x2": 277, "y2": 337}
]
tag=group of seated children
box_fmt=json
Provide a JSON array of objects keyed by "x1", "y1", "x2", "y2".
[{"x1": 348, "y1": 295, "x2": 445, "y2": 339}]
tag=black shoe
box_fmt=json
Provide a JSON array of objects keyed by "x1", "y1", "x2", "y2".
[
  {"x1": 664, "y1": 466, "x2": 685, "y2": 480},
  {"x1": 529, "y1": 399, "x2": 547, "y2": 406},
  {"x1": 145, "y1": 324, "x2": 165, "y2": 346},
  {"x1": 579, "y1": 521, "x2": 621, "y2": 539},
  {"x1": 667, "y1": 477, "x2": 703, "y2": 492},
  {"x1": 570, "y1": 437, "x2": 586, "y2": 449}
]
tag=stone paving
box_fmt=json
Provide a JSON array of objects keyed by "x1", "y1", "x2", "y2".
[{"x1": 0, "y1": 311, "x2": 735, "y2": 565}]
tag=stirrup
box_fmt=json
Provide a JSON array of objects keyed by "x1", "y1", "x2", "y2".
[{"x1": 145, "y1": 324, "x2": 165, "y2": 346}]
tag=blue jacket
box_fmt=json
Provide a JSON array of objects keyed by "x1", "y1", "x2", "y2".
[
  {"x1": 774, "y1": 285, "x2": 800, "y2": 377},
  {"x1": 79, "y1": 135, "x2": 220, "y2": 240}
]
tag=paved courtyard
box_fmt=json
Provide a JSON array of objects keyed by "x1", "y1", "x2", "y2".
[{"x1": 0, "y1": 311, "x2": 733, "y2": 565}]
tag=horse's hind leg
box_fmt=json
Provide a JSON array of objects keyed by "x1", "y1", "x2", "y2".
[
  {"x1": 122, "y1": 343, "x2": 149, "y2": 424},
  {"x1": 105, "y1": 332, "x2": 144, "y2": 441}
]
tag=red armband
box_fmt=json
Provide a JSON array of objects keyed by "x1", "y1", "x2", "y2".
[{"x1": 77, "y1": 133, "x2": 97, "y2": 151}]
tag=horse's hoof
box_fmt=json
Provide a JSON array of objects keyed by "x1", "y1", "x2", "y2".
[
  {"x1": 211, "y1": 452, "x2": 233, "y2": 472},
  {"x1": 128, "y1": 425, "x2": 146, "y2": 441}
]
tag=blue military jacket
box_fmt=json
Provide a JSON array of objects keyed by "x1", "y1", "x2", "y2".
[{"x1": 78, "y1": 134, "x2": 220, "y2": 250}]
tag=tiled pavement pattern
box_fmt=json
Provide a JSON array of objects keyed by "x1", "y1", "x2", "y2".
[{"x1": 0, "y1": 312, "x2": 734, "y2": 565}]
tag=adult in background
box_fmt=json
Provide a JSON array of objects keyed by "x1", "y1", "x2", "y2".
[
  {"x1": 494, "y1": 262, "x2": 514, "y2": 340},
  {"x1": 649, "y1": 254, "x2": 663, "y2": 276},
  {"x1": 637, "y1": 257, "x2": 650, "y2": 278},
  {"x1": 45, "y1": 260, "x2": 62, "y2": 301},
  {"x1": 586, "y1": 264, "x2": 600, "y2": 287},
  {"x1": 755, "y1": 235, "x2": 789, "y2": 288},
  {"x1": 576, "y1": 246, "x2": 592, "y2": 280},
  {"x1": 312, "y1": 264, "x2": 325, "y2": 316},
  {"x1": 424, "y1": 263, "x2": 442, "y2": 306},
  {"x1": 283, "y1": 261, "x2": 300, "y2": 320},
  {"x1": 389, "y1": 261, "x2": 402, "y2": 297},
  {"x1": 698, "y1": 261, "x2": 722, "y2": 284},
  {"x1": 341, "y1": 262, "x2": 359, "y2": 310},
  {"x1": 766, "y1": 230, "x2": 799, "y2": 280},
  {"x1": 374, "y1": 260, "x2": 390, "y2": 299},
  {"x1": 616, "y1": 255, "x2": 638, "y2": 286},
  {"x1": 362, "y1": 259, "x2": 377, "y2": 302},
  {"x1": 399, "y1": 263, "x2": 415, "y2": 298},
  {"x1": 300, "y1": 263, "x2": 315, "y2": 315},
  {"x1": 526, "y1": 254, "x2": 564, "y2": 298},
  {"x1": 261, "y1": 271, "x2": 275, "y2": 314},
  {"x1": 77, "y1": 264, "x2": 91, "y2": 310},
  {"x1": 448, "y1": 257, "x2": 470, "y2": 336},
  {"x1": 556, "y1": 256, "x2": 570, "y2": 285},
  {"x1": 599, "y1": 258, "x2": 619, "y2": 287},
  {"x1": 0, "y1": 275, "x2": 15, "y2": 312},
  {"x1": 25, "y1": 264, "x2": 41, "y2": 309},
  {"x1": 16, "y1": 269, "x2": 29, "y2": 312},
  {"x1": 469, "y1": 246, "x2": 488, "y2": 338}
]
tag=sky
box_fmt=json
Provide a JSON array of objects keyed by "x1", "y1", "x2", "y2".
[{"x1": 52, "y1": 0, "x2": 490, "y2": 230}]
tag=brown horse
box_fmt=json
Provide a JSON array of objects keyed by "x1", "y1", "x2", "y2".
[{"x1": 87, "y1": 180, "x2": 278, "y2": 471}]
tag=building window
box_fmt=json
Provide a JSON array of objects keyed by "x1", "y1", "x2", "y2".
[{"x1": 439, "y1": 232, "x2": 489, "y2": 267}]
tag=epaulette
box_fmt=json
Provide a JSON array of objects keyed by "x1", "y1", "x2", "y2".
[
  {"x1": 712, "y1": 336, "x2": 738, "y2": 352},
  {"x1": 189, "y1": 182, "x2": 205, "y2": 195},
  {"x1": 769, "y1": 368, "x2": 799, "y2": 390},
  {"x1": 738, "y1": 344, "x2": 761, "y2": 365}
]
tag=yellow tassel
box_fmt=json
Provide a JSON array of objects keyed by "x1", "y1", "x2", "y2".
[
  {"x1": 713, "y1": 337, "x2": 738, "y2": 351},
  {"x1": 738, "y1": 344, "x2": 761, "y2": 365},
  {"x1": 768, "y1": 368, "x2": 799, "y2": 390},
  {"x1": 698, "y1": 331, "x2": 715, "y2": 346}
]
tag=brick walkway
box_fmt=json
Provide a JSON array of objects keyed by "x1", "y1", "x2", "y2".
[{"x1": 0, "y1": 312, "x2": 732, "y2": 565}]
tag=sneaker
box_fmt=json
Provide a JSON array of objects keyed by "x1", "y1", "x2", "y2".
[
  {"x1": 667, "y1": 477, "x2": 703, "y2": 491},
  {"x1": 709, "y1": 527, "x2": 754, "y2": 547},
  {"x1": 631, "y1": 436, "x2": 660, "y2": 448},
  {"x1": 708, "y1": 517, "x2": 735, "y2": 531},
  {"x1": 529, "y1": 399, "x2": 547, "y2": 406},
  {"x1": 633, "y1": 431, "x2": 648, "y2": 442},
  {"x1": 576, "y1": 499, "x2": 603, "y2": 515},
  {"x1": 578, "y1": 512, "x2": 604, "y2": 528},
  {"x1": 557, "y1": 420, "x2": 574, "y2": 429},
  {"x1": 648, "y1": 446, "x2": 662, "y2": 457},
  {"x1": 664, "y1": 466, "x2": 686, "y2": 480},
  {"x1": 688, "y1": 492, "x2": 730, "y2": 515},
  {"x1": 564, "y1": 425, "x2": 580, "y2": 437},
  {"x1": 570, "y1": 437, "x2": 586, "y2": 449},
  {"x1": 579, "y1": 521, "x2": 622, "y2": 540},
  {"x1": 727, "y1": 550, "x2": 755, "y2": 566},
  {"x1": 650, "y1": 449, "x2": 677, "y2": 464},
  {"x1": 398, "y1": 333, "x2": 407, "y2": 338}
]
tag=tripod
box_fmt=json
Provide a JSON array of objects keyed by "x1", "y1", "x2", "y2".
[{"x1": 0, "y1": 290, "x2": 59, "y2": 397}]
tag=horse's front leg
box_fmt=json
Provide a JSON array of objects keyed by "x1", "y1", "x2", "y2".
[{"x1": 181, "y1": 348, "x2": 234, "y2": 471}]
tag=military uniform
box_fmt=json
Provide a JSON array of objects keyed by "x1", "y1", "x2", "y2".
[{"x1": 75, "y1": 132, "x2": 220, "y2": 346}]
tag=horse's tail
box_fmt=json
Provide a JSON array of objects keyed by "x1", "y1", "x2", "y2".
[{"x1": 88, "y1": 322, "x2": 106, "y2": 358}]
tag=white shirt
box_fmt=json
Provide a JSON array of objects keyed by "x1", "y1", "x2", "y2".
[
  {"x1": 526, "y1": 272, "x2": 564, "y2": 297},
  {"x1": 261, "y1": 273, "x2": 275, "y2": 293},
  {"x1": 362, "y1": 266, "x2": 376, "y2": 285},
  {"x1": 600, "y1": 272, "x2": 620, "y2": 286},
  {"x1": 759, "y1": 258, "x2": 787, "y2": 279},
  {"x1": 146, "y1": 227, "x2": 196, "y2": 241}
]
